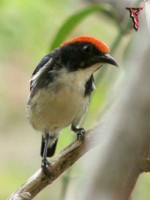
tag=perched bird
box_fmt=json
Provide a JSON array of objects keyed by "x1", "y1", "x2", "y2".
[{"x1": 26, "y1": 36, "x2": 118, "y2": 175}]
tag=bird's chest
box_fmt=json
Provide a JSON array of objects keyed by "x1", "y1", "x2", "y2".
[
  {"x1": 45, "y1": 78, "x2": 89, "y2": 119},
  {"x1": 28, "y1": 74, "x2": 90, "y2": 131}
]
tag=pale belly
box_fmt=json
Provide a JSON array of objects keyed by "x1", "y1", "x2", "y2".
[{"x1": 27, "y1": 84, "x2": 89, "y2": 133}]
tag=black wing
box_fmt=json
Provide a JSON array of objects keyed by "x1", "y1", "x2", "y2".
[
  {"x1": 30, "y1": 54, "x2": 52, "y2": 91},
  {"x1": 32, "y1": 54, "x2": 52, "y2": 78}
]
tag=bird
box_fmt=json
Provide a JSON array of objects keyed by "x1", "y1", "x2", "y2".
[{"x1": 26, "y1": 36, "x2": 118, "y2": 175}]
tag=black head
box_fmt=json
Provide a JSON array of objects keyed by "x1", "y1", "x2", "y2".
[{"x1": 57, "y1": 36, "x2": 118, "y2": 72}]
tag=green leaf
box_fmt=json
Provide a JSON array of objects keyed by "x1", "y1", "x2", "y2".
[{"x1": 50, "y1": 4, "x2": 119, "y2": 50}]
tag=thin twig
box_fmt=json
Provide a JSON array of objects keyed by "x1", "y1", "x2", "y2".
[{"x1": 7, "y1": 127, "x2": 99, "y2": 200}]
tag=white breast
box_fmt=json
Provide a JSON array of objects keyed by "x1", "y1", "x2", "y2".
[{"x1": 27, "y1": 66, "x2": 97, "y2": 134}]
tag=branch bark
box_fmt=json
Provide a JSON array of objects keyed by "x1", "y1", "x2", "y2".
[
  {"x1": 7, "y1": 112, "x2": 150, "y2": 200},
  {"x1": 7, "y1": 126, "x2": 102, "y2": 200}
]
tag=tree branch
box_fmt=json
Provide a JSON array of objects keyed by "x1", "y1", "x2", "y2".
[
  {"x1": 7, "y1": 126, "x2": 101, "y2": 200},
  {"x1": 8, "y1": 116, "x2": 150, "y2": 200}
]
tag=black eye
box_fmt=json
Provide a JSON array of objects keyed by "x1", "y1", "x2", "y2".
[{"x1": 83, "y1": 45, "x2": 93, "y2": 54}]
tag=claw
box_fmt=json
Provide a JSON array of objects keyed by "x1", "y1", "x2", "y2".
[
  {"x1": 76, "y1": 128, "x2": 86, "y2": 142},
  {"x1": 71, "y1": 125, "x2": 86, "y2": 142},
  {"x1": 41, "y1": 158, "x2": 51, "y2": 177}
]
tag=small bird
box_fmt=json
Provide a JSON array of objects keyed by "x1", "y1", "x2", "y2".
[{"x1": 26, "y1": 36, "x2": 118, "y2": 175}]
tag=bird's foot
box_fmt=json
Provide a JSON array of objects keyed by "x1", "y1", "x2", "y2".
[
  {"x1": 76, "y1": 128, "x2": 86, "y2": 142},
  {"x1": 41, "y1": 158, "x2": 51, "y2": 177},
  {"x1": 71, "y1": 125, "x2": 86, "y2": 142}
]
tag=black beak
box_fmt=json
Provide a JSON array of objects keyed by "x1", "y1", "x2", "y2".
[{"x1": 100, "y1": 54, "x2": 118, "y2": 67}]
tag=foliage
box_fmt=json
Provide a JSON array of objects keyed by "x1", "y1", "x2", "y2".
[{"x1": 50, "y1": 4, "x2": 119, "y2": 50}]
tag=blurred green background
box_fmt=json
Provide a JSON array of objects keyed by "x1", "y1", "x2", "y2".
[{"x1": 0, "y1": 0, "x2": 150, "y2": 199}]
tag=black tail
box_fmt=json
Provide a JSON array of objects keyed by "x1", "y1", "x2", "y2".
[{"x1": 40, "y1": 136, "x2": 58, "y2": 157}]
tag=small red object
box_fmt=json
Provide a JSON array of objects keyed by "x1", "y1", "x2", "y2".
[
  {"x1": 127, "y1": 7, "x2": 144, "y2": 30},
  {"x1": 63, "y1": 36, "x2": 110, "y2": 53}
]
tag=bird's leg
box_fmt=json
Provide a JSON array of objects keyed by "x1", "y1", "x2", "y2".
[
  {"x1": 71, "y1": 124, "x2": 86, "y2": 142},
  {"x1": 41, "y1": 133, "x2": 51, "y2": 177}
]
